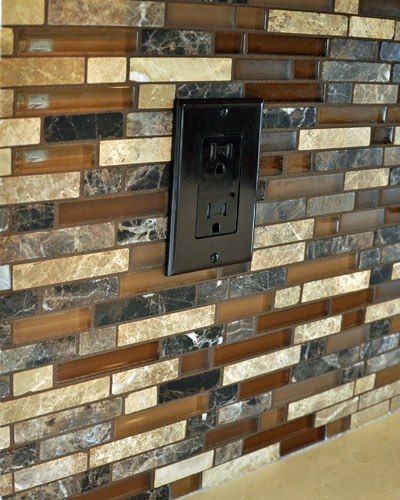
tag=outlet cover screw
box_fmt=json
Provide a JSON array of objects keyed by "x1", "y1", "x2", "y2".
[
  {"x1": 220, "y1": 107, "x2": 229, "y2": 117},
  {"x1": 210, "y1": 252, "x2": 220, "y2": 263}
]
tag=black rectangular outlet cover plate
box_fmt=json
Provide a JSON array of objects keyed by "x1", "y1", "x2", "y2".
[{"x1": 167, "y1": 98, "x2": 263, "y2": 276}]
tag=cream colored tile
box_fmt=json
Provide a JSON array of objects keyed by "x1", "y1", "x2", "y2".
[
  {"x1": 139, "y1": 84, "x2": 175, "y2": 109},
  {"x1": 0, "y1": 90, "x2": 13, "y2": 118},
  {"x1": 130, "y1": 58, "x2": 232, "y2": 82},
  {"x1": 350, "y1": 401, "x2": 389, "y2": 429},
  {"x1": 251, "y1": 242, "x2": 305, "y2": 272},
  {"x1": 353, "y1": 84, "x2": 398, "y2": 104},
  {"x1": 294, "y1": 315, "x2": 342, "y2": 344},
  {"x1": 155, "y1": 451, "x2": 214, "y2": 487},
  {"x1": 302, "y1": 270, "x2": 370, "y2": 302},
  {"x1": 355, "y1": 374, "x2": 375, "y2": 395},
  {"x1": 268, "y1": 10, "x2": 348, "y2": 36},
  {"x1": 0, "y1": 29, "x2": 13, "y2": 55},
  {"x1": 90, "y1": 421, "x2": 186, "y2": 467},
  {"x1": 0, "y1": 265, "x2": 11, "y2": 290},
  {"x1": 13, "y1": 366, "x2": 53, "y2": 397},
  {"x1": 359, "y1": 380, "x2": 400, "y2": 410},
  {"x1": 315, "y1": 397, "x2": 358, "y2": 426},
  {"x1": 299, "y1": 127, "x2": 370, "y2": 151},
  {"x1": 0, "y1": 426, "x2": 10, "y2": 450},
  {"x1": 274, "y1": 286, "x2": 301, "y2": 309},
  {"x1": 254, "y1": 220, "x2": 314, "y2": 249},
  {"x1": 223, "y1": 346, "x2": 301, "y2": 386},
  {"x1": 0, "y1": 377, "x2": 109, "y2": 426},
  {"x1": 87, "y1": 57, "x2": 127, "y2": 83},
  {"x1": 349, "y1": 16, "x2": 395, "y2": 39},
  {"x1": 14, "y1": 453, "x2": 87, "y2": 491},
  {"x1": 13, "y1": 249, "x2": 129, "y2": 290},
  {"x1": 118, "y1": 306, "x2": 215, "y2": 346},
  {"x1": 0, "y1": 474, "x2": 12, "y2": 496},
  {"x1": 0, "y1": 149, "x2": 11, "y2": 176},
  {"x1": 335, "y1": 0, "x2": 358, "y2": 13},
  {"x1": 391, "y1": 395, "x2": 400, "y2": 411},
  {"x1": 2, "y1": 0, "x2": 45, "y2": 24},
  {"x1": 394, "y1": 126, "x2": 400, "y2": 145},
  {"x1": 395, "y1": 21, "x2": 400, "y2": 41},
  {"x1": 344, "y1": 168, "x2": 389, "y2": 190},
  {"x1": 112, "y1": 359, "x2": 179, "y2": 394},
  {"x1": 125, "y1": 387, "x2": 157, "y2": 414},
  {"x1": 288, "y1": 382, "x2": 355, "y2": 420},
  {"x1": 365, "y1": 298, "x2": 400, "y2": 323},
  {"x1": 100, "y1": 137, "x2": 171, "y2": 166},
  {"x1": 203, "y1": 445, "x2": 279, "y2": 488},
  {"x1": 0, "y1": 118, "x2": 40, "y2": 148},
  {"x1": 393, "y1": 262, "x2": 400, "y2": 280}
]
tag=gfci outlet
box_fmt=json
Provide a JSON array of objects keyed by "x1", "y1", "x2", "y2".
[{"x1": 167, "y1": 98, "x2": 263, "y2": 276}]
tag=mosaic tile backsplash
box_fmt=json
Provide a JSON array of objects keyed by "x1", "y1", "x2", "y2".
[{"x1": 1, "y1": 0, "x2": 400, "y2": 497}]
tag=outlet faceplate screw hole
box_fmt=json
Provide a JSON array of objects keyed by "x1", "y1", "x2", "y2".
[
  {"x1": 220, "y1": 107, "x2": 229, "y2": 117},
  {"x1": 210, "y1": 252, "x2": 220, "y2": 263}
]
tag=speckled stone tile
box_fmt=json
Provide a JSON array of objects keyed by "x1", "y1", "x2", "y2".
[
  {"x1": 13, "y1": 365, "x2": 53, "y2": 397},
  {"x1": 299, "y1": 127, "x2": 370, "y2": 150},
  {"x1": 158, "y1": 369, "x2": 221, "y2": 403},
  {"x1": 256, "y1": 199, "x2": 306, "y2": 225},
  {"x1": 126, "y1": 112, "x2": 173, "y2": 137},
  {"x1": 118, "y1": 217, "x2": 167, "y2": 245},
  {"x1": 315, "y1": 147, "x2": 382, "y2": 171},
  {"x1": 349, "y1": 16, "x2": 395, "y2": 39},
  {"x1": 322, "y1": 62, "x2": 389, "y2": 82},
  {"x1": 353, "y1": 84, "x2": 398, "y2": 104},
  {"x1": 139, "y1": 84, "x2": 175, "y2": 109},
  {"x1": 269, "y1": 10, "x2": 347, "y2": 36},
  {"x1": 263, "y1": 107, "x2": 316, "y2": 129},
  {"x1": 218, "y1": 392, "x2": 272, "y2": 425},
  {"x1": 154, "y1": 451, "x2": 214, "y2": 488},
  {"x1": 176, "y1": 82, "x2": 242, "y2": 99},
  {"x1": 307, "y1": 232, "x2": 373, "y2": 259},
  {"x1": 142, "y1": 29, "x2": 211, "y2": 55},
  {"x1": 326, "y1": 83, "x2": 353, "y2": 103},
  {"x1": 214, "y1": 440, "x2": 242, "y2": 466},
  {"x1": 302, "y1": 271, "x2": 370, "y2": 302},
  {"x1": 0, "y1": 444, "x2": 36, "y2": 474},
  {"x1": 84, "y1": 168, "x2": 123, "y2": 196},
  {"x1": 294, "y1": 315, "x2": 342, "y2": 344},
  {"x1": 162, "y1": 325, "x2": 223, "y2": 357},
  {"x1": 230, "y1": 268, "x2": 286, "y2": 297},
  {"x1": 100, "y1": 137, "x2": 172, "y2": 166},
  {"x1": 79, "y1": 327, "x2": 117, "y2": 356},
  {"x1": 329, "y1": 39, "x2": 378, "y2": 60},
  {"x1": 12, "y1": 203, "x2": 55, "y2": 233},
  {"x1": 1, "y1": 290, "x2": 38, "y2": 320}
]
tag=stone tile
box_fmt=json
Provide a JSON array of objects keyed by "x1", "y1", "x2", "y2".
[
  {"x1": 326, "y1": 83, "x2": 353, "y2": 103},
  {"x1": 226, "y1": 318, "x2": 255, "y2": 343},
  {"x1": 80, "y1": 327, "x2": 117, "y2": 356},
  {"x1": 139, "y1": 84, "x2": 175, "y2": 109},
  {"x1": 299, "y1": 127, "x2": 370, "y2": 151},
  {"x1": 162, "y1": 325, "x2": 223, "y2": 357},
  {"x1": 197, "y1": 280, "x2": 229, "y2": 305},
  {"x1": 12, "y1": 203, "x2": 55, "y2": 233},
  {"x1": 0, "y1": 90, "x2": 13, "y2": 117},
  {"x1": 214, "y1": 440, "x2": 242, "y2": 466},
  {"x1": 209, "y1": 385, "x2": 238, "y2": 410},
  {"x1": 370, "y1": 318, "x2": 392, "y2": 339},
  {"x1": 322, "y1": 62, "x2": 389, "y2": 82},
  {"x1": 100, "y1": 137, "x2": 172, "y2": 166},
  {"x1": 314, "y1": 147, "x2": 382, "y2": 171},
  {"x1": 0, "y1": 444, "x2": 36, "y2": 474},
  {"x1": 329, "y1": 39, "x2": 377, "y2": 60},
  {"x1": 0, "y1": 290, "x2": 38, "y2": 320},
  {"x1": 0, "y1": 322, "x2": 11, "y2": 349},
  {"x1": 369, "y1": 265, "x2": 392, "y2": 285},
  {"x1": 384, "y1": 147, "x2": 400, "y2": 166},
  {"x1": 307, "y1": 232, "x2": 373, "y2": 259},
  {"x1": 268, "y1": 10, "x2": 347, "y2": 36},
  {"x1": 87, "y1": 57, "x2": 126, "y2": 83},
  {"x1": 223, "y1": 345, "x2": 301, "y2": 386},
  {"x1": 4, "y1": 478, "x2": 76, "y2": 500},
  {"x1": 0, "y1": 266, "x2": 11, "y2": 290},
  {"x1": 251, "y1": 242, "x2": 305, "y2": 272},
  {"x1": 90, "y1": 421, "x2": 186, "y2": 468},
  {"x1": 293, "y1": 348, "x2": 359, "y2": 382},
  {"x1": 361, "y1": 333, "x2": 398, "y2": 361},
  {"x1": 315, "y1": 397, "x2": 358, "y2": 426},
  {"x1": 230, "y1": 268, "x2": 286, "y2": 297},
  {"x1": 127, "y1": 112, "x2": 173, "y2": 137},
  {"x1": 355, "y1": 374, "x2": 375, "y2": 395},
  {"x1": 0, "y1": 427, "x2": 10, "y2": 450},
  {"x1": 0, "y1": 149, "x2": 12, "y2": 176},
  {"x1": 262, "y1": 108, "x2": 316, "y2": 129},
  {"x1": 390, "y1": 167, "x2": 400, "y2": 185},
  {"x1": 0, "y1": 474, "x2": 13, "y2": 496},
  {"x1": 130, "y1": 58, "x2": 231, "y2": 82},
  {"x1": 13, "y1": 365, "x2": 53, "y2": 397},
  {"x1": 353, "y1": 84, "x2": 398, "y2": 104},
  {"x1": 3, "y1": 0, "x2": 44, "y2": 24},
  {"x1": 349, "y1": 16, "x2": 395, "y2": 39},
  {"x1": 142, "y1": 29, "x2": 211, "y2": 55},
  {"x1": 188, "y1": 411, "x2": 216, "y2": 437},
  {"x1": 360, "y1": 380, "x2": 400, "y2": 410},
  {"x1": 394, "y1": 263, "x2": 400, "y2": 280},
  {"x1": 294, "y1": 315, "x2": 342, "y2": 344},
  {"x1": 176, "y1": 82, "x2": 242, "y2": 99},
  {"x1": 335, "y1": 0, "x2": 358, "y2": 13},
  {"x1": 274, "y1": 286, "x2": 301, "y2": 309},
  {"x1": 126, "y1": 486, "x2": 169, "y2": 500},
  {"x1": 117, "y1": 217, "x2": 167, "y2": 245},
  {"x1": 0, "y1": 208, "x2": 9, "y2": 233},
  {"x1": 254, "y1": 219, "x2": 314, "y2": 249},
  {"x1": 77, "y1": 465, "x2": 111, "y2": 494},
  {"x1": 393, "y1": 65, "x2": 400, "y2": 82},
  {"x1": 45, "y1": 113, "x2": 123, "y2": 142},
  {"x1": 256, "y1": 199, "x2": 306, "y2": 225},
  {"x1": 159, "y1": 370, "x2": 221, "y2": 403},
  {"x1": 154, "y1": 451, "x2": 213, "y2": 487},
  {"x1": 366, "y1": 298, "x2": 400, "y2": 324},
  {"x1": 218, "y1": 392, "x2": 272, "y2": 425},
  {"x1": 125, "y1": 387, "x2": 157, "y2": 414},
  {"x1": 84, "y1": 168, "x2": 123, "y2": 196},
  {"x1": 0, "y1": 118, "x2": 40, "y2": 148},
  {"x1": 375, "y1": 225, "x2": 400, "y2": 245},
  {"x1": 381, "y1": 42, "x2": 400, "y2": 61},
  {"x1": 307, "y1": 193, "x2": 355, "y2": 216},
  {"x1": 344, "y1": 168, "x2": 389, "y2": 190},
  {"x1": 360, "y1": 248, "x2": 381, "y2": 269},
  {"x1": 366, "y1": 348, "x2": 400, "y2": 374},
  {"x1": 391, "y1": 395, "x2": 400, "y2": 411},
  {"x1": 302, "y1": 271, "x2": 370, "y2": 302},
  {"x1": 350, "y1": 401, "x2": 390, "y2": 429},
  {"x1": 300, "y1": 339, "x2": 326, "y2": 361}
]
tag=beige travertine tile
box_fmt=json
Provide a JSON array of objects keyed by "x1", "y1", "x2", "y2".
[
  {"x1": 294, "y1": 315, "x2": 342, "y2": 344},
  {"x1": 315, "y1": 397, "x2": 358, "y2": 426},
  {"x1": 203, "y1": 445, "x2": 279, "y2": 488},
  {"x1": 0, "y1": 149, "x2": 11, "y2": 176},
  {"x1": 353, "y1": 84, "x2": 398, "y2": 104},
  {"x1": 13, "y1": 248, "x2": 129, "y2": 290},
  {"x1": 130, "y1": 58, "x2": 232, "y2": 82},
  {"x1": 254, "y1": 220, "x2": 314, "y2": 249},
  {"x1": 0, "y1": 90, "x2": 13, "y2": 118},
  {"x1": 13, "y1": 366, "x2": 53, "y2": 397},
  {"x1": 394, "y1": 126, "x2": 400, "y2": 145},
  {"x1": 0, "y1": 377, "x2": 109, "y2": 426},
  {"x1": 0, "y1": 172, "x2": 80, "y2": 205},
  {"x1": 2, "y1": 0, "x2": 45, "y2": 24},
  {"x1": 288, "y1": 382, "x2": 355, "y2": 420},
  {"x1": 87, "y1": 57, "x2": 127, "y2": 83},
  {"x1": 0, "y1": 474, "x2": 12, "y2": 496},
  {"x1": 344, "y1": 168, "x2": 389, "y2": 190},
  {"x1": 391, "y1": 395, "x2": 400, "y2": 411},
  {"x1": 350, "y1": 401, "x2": 389, "y2": 429},
  {"x1": 274, "y1": 286, "x2": 301, "y2": 309},
  {"x1": 139, "y1": 84, "x2": 175, "y2": 109},
  {"x1": 302, "y1": 270, "x2": 370, "y2": 302},
  {"x1": 359, "y1": 380, "x2": 400, "y2": 410},
  {"x1": 393, "y1": 262, "x2": 400, "y2": 280},
  {"x1": 14, "y1": 453, "x2": 87, "y2": 491},
  {"x1": 155, "y1": 451, "x2": 214, "y2": 487},
  {"x1": 223, "y1": 346, "x2": 301, "y2": 386},
  {"x1": 125, "y1": 387, "x2": 157, "y2": 414},
  {"x1": 0, "y1": 29, "x2": 13, "y2": 55},
  {"x1": 365, "y1": 297, "x2": 400, "y2": 323},
  {"x1": 349, "y1": 16, "x2": 395, "y2": 39},
  {"x1": 112, "y1": 359, "x2": 179, "y2": 394},
  {"x1": 335, "y1": 0, "x2": 358, "y2": 13},
  {"x1": 118, "y1": 306, "x2": 215, "y2": 346},
  {"x1": 100, "y1": 137, "x2": 172, "y2": 166},
  {"x1": 299, "y1": 127, "x2": 370, "y2": 150},
  {"x1": 90, "y1": 421, "x2": 186, "y2": 467},
  {"x1": 0, "y1": 58, "x2": 84, "y2": 87},
  {"x1": 355, "y1": 374, "x2": 375, "y2": 395},
  {"x1": 395, "y1": 21, "x2": 400, "y2": 41},
  {"x1": 0, "y1": 118, "x2": 40, "y2": 148},
  {"x1": 0, "y1": 426, "x2": 10, "y2": 450},
  {"x1": 268, "y1": 10, "x2": 348, "y2": 36},
  {"x1": 251, "y1": 242, "x2": 305, "y2": 272}
]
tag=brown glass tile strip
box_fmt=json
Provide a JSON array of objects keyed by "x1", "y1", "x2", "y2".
[
  {"x1": 294, "y1": 60, "x2": 318, "y2": 80},
  {"x1": 287, "y1": 255, "x2": 356, "y2": 286},
  {"x1": 181, "y1": 350, "x2": 209, "y2": 375},
  {"x1": 331, "y1": 289, "x2": 373, "y2": 313},
  {"x1": 326, "y1": 417, "x2": 349, "y2": 437},
  {"x1": 247, "y1": 34, "x2": 326, "y2": 56},
  {"x1": 260, "y1": 407, "x2": 286, "y2": 430},
  {"x1": 319, "y1": 107, "x2": 385, "y2": 125},
  {"x1": 69, "y1": 473, "x2": 151, "y2": 500},
  {"x1": 280, "y1": 426, "x2": 325, "y2": 456},
  {"x1": 167, "y1": 3, "x2": 235, "y2": 29},
  {"x1": 375, "y1": 365, "x2": 400, "y2": 388},
  {"x1": 131, "y1": 242, "x2": 166, "y2": 270},
  {"x1": 259, "y1": 155, "x2": 283, "y2": 176},
  {"x1": 205, "y1": 418, "x2": 257, "y2": 447},
  {"x1": 326, "y1": 326, "x2": 368, "y2": 355},
  {"x1": 391, "y1": 316, "x2": 400, "y2": 333},
  {"x1": 285, "y1": 153, "x2": 311, "y2": 173},
  {"x1": 215, "y1": 32, "x2": 242, "y2": 54},
  {"x1": 237, "y1": 7, "x2": 265, "y2": 30},
  {"x1": 385, "y1": 208, "x2": 400, "y2": 223},
  {"x1": 249, "y1": 0, "x2": 332, "y2": 8},
  {"x1": 247, "y1": 83, "x2": 323, "y2": 102},
  {"x1": 217, "y1": 293, "x2": 272, "y2": 323},
  {"x1": 234, "y1": 59, "x2": 291, "y2": 80},
  {"x1": 341, "y1": 310, "x2": 363, "y2": 330},
  {"x1": 240, "y1": 369, "x2": 290, "y2": 400},
  {"x1": 171, "y1": 474, "x2": 201, "y2": 499}
]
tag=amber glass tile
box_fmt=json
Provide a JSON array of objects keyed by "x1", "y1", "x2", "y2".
[
  {"x1": 14, "y1": 144, "x2": 92, "y2": 174},
  {"x1": 167, "y1": 3, "x2": 235, "y2": 29},
  {"x1": 371, "y1": 127, "x2": 394, "y2": 145},
  {"x1": 391, "y1": 315, "x2": 400, "y2": 333},
  {"x1": 294, "y1": 61, "x2": 318, "y2": 80},
  {"x1": 237, "y1": 7, "x2": 265, "y2": 30},
  {"x1": 131, "y1": 242, "x2": 166, "y2": 270},
  {"x1": 59, "y1": 192, "x2": 168, "y2": 225},
  {"x1": 268, "y1": 173, "x2": 343, "y2": 200},
  {"x1": 247, "y1": 34, "x2": 326, "y2": 56},
  {"x1": 249, "y1": 0, "x2": 331, "y2": 8},
  {"x1": 385, "y1": 208, "x2": 400, "y2": 223},
  {"x1": 280, "y1": 426, "x2": 325, "y2": 456},
  {"x1": 220, "y1": 261, "x2": 250, "y2": 277},
  {"x1": 68, "y1": 473, "x2": 150, "y2": 500},
  {"x1": 171, "y1": 474, "x2": 201, "y2": 499},
  {"x1": 18, "y1": 28, "x2": 137, "y2": 55},
  {"x1": 205, "y1": 418, "x2": 257, "y2": 446},
  {"x1": 217, "y1": 294, "x2": 271, "y2": 323},
  {"x1": 375, "y1": 280, "x2": 400, "y2": 302},
  {"x1": 261, "y1": 132, "x2": 296, "y2": 152},
  {"x1": 340, "y1": 209, "x2": 384, "y2": 232},
  {"x1": 181, "y1": 351, "x2": 209, "y2": 375},
  {"x1": 356, "y1": 190, "x2": 379, "y2": 210},
  {"x1": 381, "y1": 188, "x2": 400, "y2": 206},
  {"x1": 14, "y1": 308, "x2": 90, "y2": 344},
  {"x1": 386, "y1": 107, "x2": 400, "y2": 123},
  {"x1": 17, "y1": 86, "x2": 133, "y2": 115},
  {"x1": 314, "y1": 216, "x2": 339, "y2": 236},
  {"x1": 243, "y1": 415, "x2": 313, "y2": 454},
  {"x1": 360, "y1": 0, "x2": 399, "y2": 18},
  {"x1": 247, "y1": 83, "x2": 322, "y2": 103},
  {"x1": 331, "y1": 289, "x2": 373, "y2": 313},
  {"x1": 234, "y1": 59, "x2": 290, "y2": 80},
  {"x1": 326, "y1": 417, "x2": 349, "y2": 438},
  {"x1": 341, "y1": 310, "x2": 363, "y2": 330},
  {"x1": 285, "y1": 153, "x2": 311, "y2": 173},
  {"x1": 257, "y1": 300, "x2": 328, "y2": 333},
  {"x1": 259, "y1": 155, "x2": 283, "y2": 176},
  {"x1": 57, "y1": 342, "x2": 159, "y2": 383},
  {"x1": 319, "y1": 107, "x2": 385, "y2": 125},
  {"x1": 326, "y1": 326, "x2": 368, "y2": 354},
  {"x1": 274, "y1": 371, "x2": 340, "y2": 406},
  {"x1": 260, "y1": 407, "x2": 285, "y2": 430},
  {"x1": 121, "y1": 268, "x2": 216, "y2": 296},
  {"x1": 214, "y1": 329, "x2": 291, "y2": 366},
  {"x1": 240, "y1": 369, "x2": 290, "y2": 400},
  {"x1": 215, "y1": 32, "x2": 242, "y2": 54},
  {"x1": 376, "y1": 365, "x2": 400, "y2": 388},
  {"x1": 287, "y1": 255, "x2": 356, "y2": 286},
  {"x1": 115, "y1": 394, "x2": 206, "y2": 438}
]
